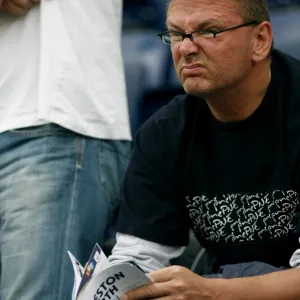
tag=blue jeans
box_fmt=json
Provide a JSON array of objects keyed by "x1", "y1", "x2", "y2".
[
  {"x1": 203, "y1": 261, "x2": 287, "y2": 279},
  {"x1": 0, "y1": 124, "x2": 131, "y2": 300}
]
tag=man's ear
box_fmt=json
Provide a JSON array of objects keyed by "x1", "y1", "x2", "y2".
[{"x1": 252, "y1": 21, "x2": 273, "y2": 62}]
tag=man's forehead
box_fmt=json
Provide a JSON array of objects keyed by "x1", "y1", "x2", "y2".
[
  {"x1": 167, "y1": 0, "x2": 241, "y2": 26},
  {"x1": 167, "y1": 0, "x2": 239, "y2": 15}
]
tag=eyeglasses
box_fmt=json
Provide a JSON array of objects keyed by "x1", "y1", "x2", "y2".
[{"x1": 158, "y1": 21, "x2": 260, "y2": 45}]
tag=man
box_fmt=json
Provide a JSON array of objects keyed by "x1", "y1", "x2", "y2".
[
  {"x1": 109, "y1": 0, "x2": 300, "y2": 299},
  {"x1": 0, "y1": 0, "x2": 131, "y2": 299}
]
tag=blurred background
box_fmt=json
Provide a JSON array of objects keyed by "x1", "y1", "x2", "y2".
[{"x1": 122, "y1": 0, "x2": 300, "y2": 136}]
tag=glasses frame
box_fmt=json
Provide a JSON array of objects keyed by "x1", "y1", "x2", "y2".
[{"x1": 158, "y1": 21, "x2": 260, "y2": 45}]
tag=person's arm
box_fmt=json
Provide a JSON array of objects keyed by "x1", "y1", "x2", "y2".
[
  {"x1": 121, "y1": 243, "x2": 300, "y2": 300},
  {"x1": 120, "y1": 264, "x2": 300, "y2": 300},
  {"x1": 223, "y1": 267, "x2": 300, "y2": 300},
  {"x1": 108, "y1": 232, "x2": 186, "y2": 273},
  {"x1": 221, "y1": 244, "x2": 300, "y2": 299},
  {"x1": 115, "y1": 97, "x2": 190, "y2": 257}
]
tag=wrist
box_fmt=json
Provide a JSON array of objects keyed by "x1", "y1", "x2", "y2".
[
  {"x1": 217, "y1": 276, "x2": 265, "y2": 300},
  {"x1": 201, "y1": 278, "x2": 233, "y2": 300}
]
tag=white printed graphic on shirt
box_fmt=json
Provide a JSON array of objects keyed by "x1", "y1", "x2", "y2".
[{"x1": 186, "y1": 190, "x2": 299, "y2": 243}]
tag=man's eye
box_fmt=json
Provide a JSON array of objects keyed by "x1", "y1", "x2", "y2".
[
  {"x1": 170, "y1": 32, "x2": 182, "y2": 37},
  {"x1": 170, "y1": 32, "x2": 182, "y2": 40},
  {"x1": 198, "y1": 30, "x2": 217, "y2": 38}
]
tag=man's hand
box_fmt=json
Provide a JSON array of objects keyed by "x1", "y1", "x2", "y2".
[
  {"x1": 0, "y1": 0, "x2": 39, "y2": 16},
  {"x1": 120, "y1": 266, "x2": 227, "y2": 300},
  {"x1": 121, "y1": 266, "x2": 300, "y2": 300}
]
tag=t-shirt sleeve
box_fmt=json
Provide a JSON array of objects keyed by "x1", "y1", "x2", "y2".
[{"x1": 116, "y1": 110, "x2": 190, "y2": 247}]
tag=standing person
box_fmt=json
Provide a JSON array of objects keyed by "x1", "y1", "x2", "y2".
[
  {"x1": 0, "y1": 0, "x2": 131, "y2": 299},
  {"x1": 109, "y1": 0, "x2": 300, "y2": 299}
]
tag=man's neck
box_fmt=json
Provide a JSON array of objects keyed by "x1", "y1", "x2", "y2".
[{"x1": 205, "y1": 64, "x2": 271, "y2": 123}]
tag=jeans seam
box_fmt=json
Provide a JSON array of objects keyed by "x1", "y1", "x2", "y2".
[
  {"x1": 56, "y1": 138, "x2": 83, "y2": 299},
  {"x1": 100, "y1": 141, "x2": 132, "y2": 160},
  {"x1": 76, "y1": 138, "x2": 85, "y2": 169},
  {"x1": 99, "y1": 141, "x2": 104, "y2": 185},
  {"x1": 98, "y1": 141, "x2": 119, "y2": 221}
]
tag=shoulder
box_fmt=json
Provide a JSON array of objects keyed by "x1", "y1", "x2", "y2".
[
  {"x1": 137, "y1": 93, "x2": 197, "y2": 141},
  {"x1": 144, "y1": 94, "x2": 188, "y2": 126},
  {"x1": 271, "y1": 49, "x2": 300, "y2": 112},
  {"x1": 132, "y1": 94, "x2": 199, "y2": 170},
  {"x1": 272, "y1": 49, "x2": 300, "y2": 84},
  {"x1": 274, "y1": 50, "x2": 300, "y2": 177}
]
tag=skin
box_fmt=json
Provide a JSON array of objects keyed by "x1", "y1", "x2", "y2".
[
  {"x1": 167, "y1": 0, "x2": 272, "y2": 122},
  {"x1": 0, "y1": 0, "x2": 39, "y2": 16},
  {"x1": 121, "y1": 266, "x2": 227, "y2": 300},
  {"x1": 120, "y1": 265, "x2": 300, "y2": 300}
]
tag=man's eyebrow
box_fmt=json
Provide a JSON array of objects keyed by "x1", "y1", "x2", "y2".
[
  {"x1": 166, "y1": 21, "x2": 183, "y2": 31},
  {"x1": 166, "y1": 19, "x2": 224, "y2": 31}
]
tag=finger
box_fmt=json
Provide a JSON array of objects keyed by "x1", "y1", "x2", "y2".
[
  {"x1": 121, "y1": 282, "x2": 172, "y2": 300},
  {"x1": 147, "y1": 297, "x2": 173, "y2": 300},
  {"x1": 1, "y1": 1, "x2": 30, "y2": 15},
  {"x1": 148, "y1": 266, "x2": 187, "y2": 283}
]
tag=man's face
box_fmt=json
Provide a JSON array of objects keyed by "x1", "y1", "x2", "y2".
[{"x1": 167, "y1": 0, "x2": 257, "y2": 97}]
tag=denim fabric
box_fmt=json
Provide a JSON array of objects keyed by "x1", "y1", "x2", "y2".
[
  {"x1": 0, "y1": 124, "x2": 131, "y2": 300},
  {"x1": 203, "y1": 261, "x2": 287, "y2": 279}
]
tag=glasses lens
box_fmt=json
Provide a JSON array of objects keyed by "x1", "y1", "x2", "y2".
[{"x1": 162, "y1": 33, "x2": 172, "y2": 44}]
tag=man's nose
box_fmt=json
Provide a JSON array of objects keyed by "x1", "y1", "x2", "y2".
[{"x1": 178, "y1": 37, "x2": 199, "y2": 57}]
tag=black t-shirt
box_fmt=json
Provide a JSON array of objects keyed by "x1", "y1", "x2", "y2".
[{"x1": 117, "y1": 50, "x2": 300, "y2": 271}]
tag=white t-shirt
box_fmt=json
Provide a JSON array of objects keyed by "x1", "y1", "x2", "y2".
[{"x1": 0, "y1": 0, "x2": 131, "y2": 140}]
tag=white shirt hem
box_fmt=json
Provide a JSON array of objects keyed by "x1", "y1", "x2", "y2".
[{"x1": 0, "y1": 114, "x2": 132, "y2": 141}]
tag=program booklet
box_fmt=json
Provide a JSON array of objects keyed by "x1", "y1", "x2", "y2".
[{"x1": 68, "y1": 244, "x2": 152, "y2": 300}]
